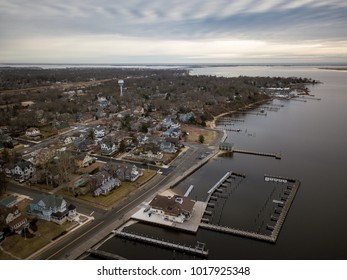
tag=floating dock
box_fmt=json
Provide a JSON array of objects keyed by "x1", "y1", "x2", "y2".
[{"x1": 114, "y1": 231, "x2": 208, "y2": 258}]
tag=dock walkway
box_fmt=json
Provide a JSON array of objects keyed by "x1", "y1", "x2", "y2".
[
  {"x1": 199, "y1": 223, "x2": 274, "y2": 243},
  {"x1": 233, "y1": 149, "x2": 281, "y2": 159},
  {"x1": 114, "y1": 231, "x2": 208, "y2": 257}
]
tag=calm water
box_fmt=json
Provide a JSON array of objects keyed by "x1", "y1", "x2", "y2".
[{"x1": 95, "y1": 66, "x2": 347, "y2": 260}]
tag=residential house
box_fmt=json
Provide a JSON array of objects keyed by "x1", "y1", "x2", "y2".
[
  {"x1": 163, "y1": 127, "x2": 181, "y2": 138},
  {"x1": 32, "y1": 147, "x2": 56, "y2": 166},
  {"x1": 62, "y1": 136, "x2": 75, "y2": 145},
  {"x1": 25, "y1": 127, "x2": 41, "y2": 139},
  {"x1": 94, "y1": 126, "x2": 109, "y2": 138},
  {"x1": 138, "y1": 144, "x2": 163, "y2": 161},
  {"x1": 97, "y1": 95, "x2": 109, "y2": 108},
  {"x1": 133, "y1": 106, "x2": 144, "y2": 116},
  {"x1": 102, "y1": 162, "x2": 142, "y2": 182},
  {"x1": 74, "y1": 138, "x2": 97, "y2": 152},
  {"x1": 100, "y1": 136, "x2": 119, "y2": 155},
  {"x1": 160, "y1": 141, "x2": 177, "y2": 154},
  {"x1": 161, "y1": 117, "x2": 180, "y2": 129},
  {"x1": 11, "y1": 161, "x2": 35, "y2": 181},
  {"x1": 179, "y1": 112, "x2": 195, "y2": 123},
  {"x1": 27, "y1": 194, "x2": 77, "y2": 224},
  {"x1": 0, "y1": 205, "x2": 29, "y2": 234},
  {"x1": 89, "y1": 171, "x2": 121, "y2": 197},
  {"x1": 74, "y1": 153, "x2": 95, "y2": 168},
  {"x1": 149, "y1": 195, "x2": 195, "y2": 223}
]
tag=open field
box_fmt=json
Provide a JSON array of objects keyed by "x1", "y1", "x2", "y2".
[{"x1": 181, "y1": 124, "x2": 218, "y2": 145}]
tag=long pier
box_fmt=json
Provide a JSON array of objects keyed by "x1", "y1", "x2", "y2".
[
  {"x1": 199, "y1": 223, "x2": 275, "y2": 243},
  {"x1": 87, "y1": 249, "x2": 127, "y2": 260},
  {"x1": 233, "y1": 149, "x2": 281, "y2": 159},
  {"x1": 219, "y1": 117, "x2": 245, "y2": 122},
  {"x1": 266, "y1": 176, "x2": 300, "y2": 242},
  {"x1": 114, "y1": 231, "x2": 208, "y2": 258}
]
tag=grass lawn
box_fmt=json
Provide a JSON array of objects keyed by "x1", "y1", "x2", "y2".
[
  {"x1": 59, "y1": 169, "x2": 157, "y2": 209},
  {"x1": 181, "y1": 124, "x2": 218, "y2": 144},
  {"x1": 0, "y1": 219, "x2": 78, "y2": 260}
]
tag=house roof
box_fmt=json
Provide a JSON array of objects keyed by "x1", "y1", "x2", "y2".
[
  {"x1": 16, "y1": 161, "x2": 33, "y2": 170},
  {"x1": 149, "y1": 195, "x2": 195, "y2": 217},
  {"x1": 7, "y1": 215, "x2": 27, "y2": 228},
  {"x1": 0, "y1": 205, "x2": 18, "y2": 218},
  {"x1": 32, "y1": 194, "x2": 66, "y2": 210},
  {"x1": 0, "y1": 195, "x2": 17, "y2": 207},
  {"x1": 68, "y1": 204, "x2": 76, "y2": 210}
]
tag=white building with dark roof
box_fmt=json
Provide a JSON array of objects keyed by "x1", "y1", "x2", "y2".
[{"x1": 149, "y1": 195, "x2": 195, "y2": 223}]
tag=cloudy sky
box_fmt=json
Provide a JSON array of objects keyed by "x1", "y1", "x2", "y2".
[{"x1": 1, "y1": 0, "x2": 347, "y2": 64}]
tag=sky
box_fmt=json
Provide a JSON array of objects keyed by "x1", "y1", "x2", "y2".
[{"x1": 0, "y1": 0, "x2": 347, "y2": 64}]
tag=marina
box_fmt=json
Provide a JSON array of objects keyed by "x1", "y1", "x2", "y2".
[{"x1": 201, "y1": 174, "x2": 300, "y2": 243}]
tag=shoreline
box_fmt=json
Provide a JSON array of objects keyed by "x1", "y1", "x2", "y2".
[{"x1": 207, "y1": 98, "x2": 271, "y2": 129}]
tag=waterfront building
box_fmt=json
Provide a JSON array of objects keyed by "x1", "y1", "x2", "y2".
[{"x1": 149, "y1": 195, "x2": 195, "y2": 223}]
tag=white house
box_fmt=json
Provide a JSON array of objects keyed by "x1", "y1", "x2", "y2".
[
  {"x1": 100, "y1": 137, "x2": 119, "y2": 155},
  {"x1": 11, "y1": 161, "x2": 35, "y2": 181},
  {"x1": 94, "y1": 126, "x2": 108, "y2": 138},
  {"x1": 27, "y1": 194, "x2": 77, "y2": 225},
  {"x1": 25, "y1": 127, "x2": 41, "y2": 138},
  {"x1": 160, "y1": 141, "x2": 177, "y2": 154},
  {"x1": 149, "y1": 195, "x2": 195, "y2": 223}
]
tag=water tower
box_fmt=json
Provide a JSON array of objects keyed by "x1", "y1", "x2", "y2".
[{"x1": 118, "y1": 79, "x2": 124, "y2": 97}]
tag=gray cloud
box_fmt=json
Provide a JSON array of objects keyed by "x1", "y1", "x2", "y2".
[{"x1": 1, "y1": 0, "x2": 346, "y2": 62}]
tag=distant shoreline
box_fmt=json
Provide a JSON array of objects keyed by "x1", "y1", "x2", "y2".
[{"x1": 319, "y1": 67, "x2": 347, "y2": 71}]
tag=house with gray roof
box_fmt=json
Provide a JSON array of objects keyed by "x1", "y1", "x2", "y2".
[
  {"x1": 100, "y1": 136, "x2": 119, "y2": 155},
  {"x1": 10, "y1": 160, "x2": 35, "y2": 181},
  {"x1": 89, "y1": 171, "x2": 121, "y2": 197},
  {"x1": 27, "y1": 194, "x2": 77, "y2": 224}
]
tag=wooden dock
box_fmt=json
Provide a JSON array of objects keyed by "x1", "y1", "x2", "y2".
[
  {"x1": 219, "y1": 117, "x2": 245, "y2": 122},
  {"x1": 87, "y1": 249, "x2": 127, "y2": 260},
  {"x1": 207, "y1": 172, "x2": 231, "y2": 194},
  {"x1": 114, "y1": 231, "x2": 208, "y2": 258},
  {"x1": 199, "y1": 223, "x2": 275, "y2": 243},
  {"x1": 233, "y1": 149, "x2": 281, "y2": 159},
  {"x1": 267, "y1": 178, "x2": 300, "y2": 242}
]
